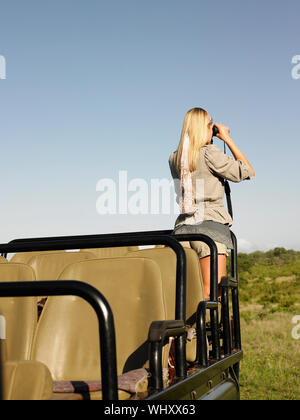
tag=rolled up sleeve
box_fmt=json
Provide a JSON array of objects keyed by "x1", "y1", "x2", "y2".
[{"x1": 204, "y1": 144, "x2": 254, "y2": 183}]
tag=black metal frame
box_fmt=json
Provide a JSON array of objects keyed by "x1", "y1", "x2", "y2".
[
  {"x1": 196, "y1": 300, "x2": 219, "y2": 367},
  {"x1": 148, "y1": 320, "x2": 186, "y2": 391},
  {"x1": 146, "y1": 350, "x2": 242, "y2": 400},
  {"x1": 220, "y1": 231, "x2": 241, "y2": 379},
  {"x1": 0, "y1": 280, "x2": 118, "y2": 400},
  {"x1": 0, "y1": 228, "x2": 242, "y2": 399}
]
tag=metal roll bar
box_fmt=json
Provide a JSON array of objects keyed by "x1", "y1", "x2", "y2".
[{"x1": 0, "y1": 280, "x2": 118, "y2": 400}]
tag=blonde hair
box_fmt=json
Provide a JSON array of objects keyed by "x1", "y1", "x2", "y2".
[{"x1": 174, "y1": 107, "x2": 210, "y2": 173}]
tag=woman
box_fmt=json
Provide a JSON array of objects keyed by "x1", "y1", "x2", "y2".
[{"x1": 169, "y1": 108, "x2": 255, "y2": 300}]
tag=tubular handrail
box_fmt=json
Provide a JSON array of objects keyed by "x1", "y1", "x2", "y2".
[
  {"x1": 7, "y1": 229, "x2": 174, "y2": 244},
  {"x1": 4, "y1": 228, "x2": 219, "y2": 306},
  {"x1": 0, "y1": 280, "x2": 118, "y2": 400},
  {"x1": 229, "y1": 231, "x2": 241, "y2": 380},
  {"x1": 1, "y1": 229, "x2": 220, "y2": 311},
  {"x1": 0, "y1": 234, "x2": 186, "y2": 318}
]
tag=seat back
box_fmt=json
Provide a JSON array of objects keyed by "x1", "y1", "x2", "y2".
[
  {"x1": 125, "y1": 248, "x2": 177, "y2": 320},
  {"x1": 127, "y1": 246, "x2": 204, "y2": 361},
  {"x1": 0, "y1": 264, "x2": 37, "y2": 361},
  {"x1": 9, "y1": 250, "x2": 66, "y2": 264},
  {"x1": 80, "y1": 246, "x2": 139, "y2": 258},
  {"x1": 30, "y1": 257, "x2": 166, "y2": 381},
  {"x1": 126, "y1": 246, "x2": 204, "y2": 320},
  {"x1": 0, "y1": 256, "x2": 7, "y2": 263},
  {"x1": 27, "y1": 251, "x2": 95, "y2": 280},
  {"x1": 1, "y1": 360, "x2": 53, "y2": 400}
]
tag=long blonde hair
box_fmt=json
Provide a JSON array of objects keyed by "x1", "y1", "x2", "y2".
[{"x1": 174, "y1": 107, "x2": 210, "y2": 173}]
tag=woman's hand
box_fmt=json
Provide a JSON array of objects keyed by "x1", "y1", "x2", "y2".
[
  {"x1": 214, "y1": 123, "x2": 231, "y2": 143},
  {"x1": 214, "y1": 124, "x2": 255, "y2": 177}
]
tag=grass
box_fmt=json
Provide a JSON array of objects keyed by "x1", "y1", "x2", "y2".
[
  {"x1": 239, "y1": 312, "x2": 300, "y2": 400},
  {"x1": 233, "y1": 248, "x2": 300, "y2": 400}
]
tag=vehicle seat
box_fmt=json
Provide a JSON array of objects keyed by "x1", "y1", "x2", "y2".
[
  {"x1": 80, "y1": 246, "x2": 139, "y2": 258},
  {"x1": 25, "y1": 251, "x2": 95, "y2": 307},
  {"x1": 30, "y1": 257, "x2": 168, "y2": 400},
  {"x1": 27, "y1": 251, "x2": 95, "y2": 281},
  {"x1": 126, "y1": 245, "x2": 204, "y2": 362}
]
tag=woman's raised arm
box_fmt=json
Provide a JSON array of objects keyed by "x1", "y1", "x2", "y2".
[{"x1": 214, "y1": 123, "x2": 255, "y2": 178}]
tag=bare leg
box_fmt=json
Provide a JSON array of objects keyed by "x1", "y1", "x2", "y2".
[{"x1": 199, "y1": 254, "x2": 227, "y2": 300}]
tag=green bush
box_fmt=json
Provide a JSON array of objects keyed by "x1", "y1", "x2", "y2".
[{"x1": 237, "y1": 248, "x2": 300, "y2": 315}]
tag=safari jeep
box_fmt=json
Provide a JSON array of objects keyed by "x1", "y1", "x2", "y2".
[{"x1": 0, "y1": 229, "x2": 242, "y2": 401}]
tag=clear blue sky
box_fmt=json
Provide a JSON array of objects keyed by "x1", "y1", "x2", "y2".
[{"x1": 0, "y1": 0, "x2": 299, "y2": 252}]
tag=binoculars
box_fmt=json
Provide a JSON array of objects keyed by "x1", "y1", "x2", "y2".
[{"x1": 212, "y1": 125, "x2": 219, "y2": 137}]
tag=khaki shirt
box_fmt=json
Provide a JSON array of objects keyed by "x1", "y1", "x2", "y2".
[{"x1": 169, "y1": 144, "x2": 254, "y2": 228}]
